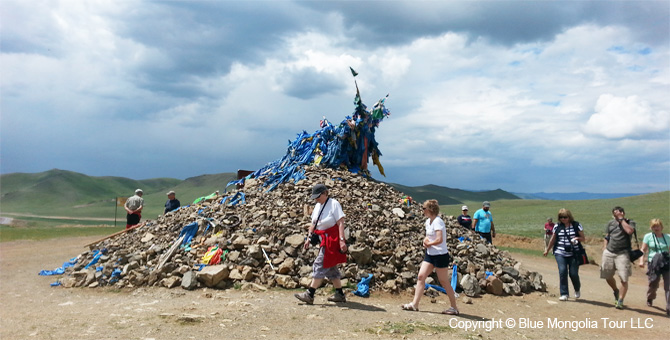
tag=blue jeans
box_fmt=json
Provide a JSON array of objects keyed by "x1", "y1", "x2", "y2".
[{"x1": 555, "y1": 255, "x2": 581, "y2": 296}]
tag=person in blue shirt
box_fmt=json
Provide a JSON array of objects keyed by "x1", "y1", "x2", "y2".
[
  {"x1": 472, "y1": 201, "x2": 495, "y2": 244},
  {"x1": 164, "y1": 190, "x2": 181, "y2": 214}
]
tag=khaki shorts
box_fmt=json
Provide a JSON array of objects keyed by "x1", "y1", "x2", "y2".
[{"x1": 600, "y1": 249, "x2": 632, "y2": 282}]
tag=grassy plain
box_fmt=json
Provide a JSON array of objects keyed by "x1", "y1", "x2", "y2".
[
  {"x1": 0, "y1": 225, "x2": 123, "y2": 242},
  {"x1": 441, "y1": 191, "x2": 670, "y2": 240},
  {"x1": 3, "y1": 188, "x2": 667, "y2": 243}
]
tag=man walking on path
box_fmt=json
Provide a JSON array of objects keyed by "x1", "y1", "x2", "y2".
[
  {"x1": 124, "y1": 189, "x2": 144, "y2": 230},
  {"x1": 473, "y1": 201, "x2": 495, "y2": 244},
  {"x1": 601, "y1": 206, "x2": 636, "y2": 309}
]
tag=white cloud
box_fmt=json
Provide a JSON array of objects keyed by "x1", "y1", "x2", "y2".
[
  {"x1": 1, "y1": 1, "x2": 668, "y2": 193},
  {"x1": 583, "y1": 94, "x2": 669, "y2": 139}
]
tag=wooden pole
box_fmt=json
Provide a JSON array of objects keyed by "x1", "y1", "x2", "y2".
[
  {"x1": 114, "y1": 197, "x2": 118, "y2": 227},
  {"x1": 85, "y1": 222, "x2": 145, "y2": 248}
]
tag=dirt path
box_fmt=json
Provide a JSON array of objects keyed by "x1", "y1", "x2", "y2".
[{"x1": 1, "y1": 236, "x2": 668, "y2": 340}]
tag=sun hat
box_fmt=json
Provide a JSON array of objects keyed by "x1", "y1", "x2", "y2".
[
  {"x1": 483, "y1": 201, "x2": 491, "y2": 207},
  {"x1": 166, "y1": 190, "x2": 175, "y2": 195},
  {"x1": 135, "y1": 189, "x2": 143, "y2": 194}
]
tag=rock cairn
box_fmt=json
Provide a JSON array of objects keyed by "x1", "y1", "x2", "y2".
[{"x1": 58, "y1": 166, "x2": 545, "y2": 296}]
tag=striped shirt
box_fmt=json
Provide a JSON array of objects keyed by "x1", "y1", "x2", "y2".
[{"x1": 553, "y1": 222, "x2": 583, "y2": 257}]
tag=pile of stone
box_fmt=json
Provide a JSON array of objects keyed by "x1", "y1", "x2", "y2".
[{"x1": 57, "y1": 166, "x2": 545, "y2": 297}]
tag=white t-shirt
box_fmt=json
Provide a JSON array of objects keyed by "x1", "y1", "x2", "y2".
[
  {"x1": 425, "y1": 216, "x2": 448, "y2": 255},
  {"x1": 311, "y1": 198, "x2": 345, "y2": 230}
]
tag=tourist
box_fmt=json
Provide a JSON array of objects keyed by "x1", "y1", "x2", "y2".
[
  {"x1": 124, "y1": 189, "x2": 144, "y2": 230},
  {"x1": 638, "y1": 219, "x2": 670, "y2": 315},
  {"x1": 457, "y1": 205, "x2": 472, "y2": 230},
  {"x1": 401, "y1": 199, "x2": 459, "y2": 315},
  {"x1": 601, "y1": 206, "x2": 637, "y2": 309},
  {"x1": 543, "y1": 209, "x2": 585, "y2": 301},
  {"x1": 164, "y1": 190, "x2": 180, "y2": 214},
  {"x1": 294, "y1": 184, "x2": 348, "y2": 304},
  {"x1": 544, "y1": 217, "x2": 554, "y2": 253},
  {"x1": 472, "y1": 201, "x2": 495, "y2": 244}
]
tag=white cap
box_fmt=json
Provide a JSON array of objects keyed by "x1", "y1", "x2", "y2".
[{"x1": 461, "y1": 205, "x2": 468, "y2": 211}]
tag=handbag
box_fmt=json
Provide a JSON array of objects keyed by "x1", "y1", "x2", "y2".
[
  {"x1": 628, "y1": 227, "x2": 644, "y2": 262},
  {"x1": 575, "y1": 246, "x2": 589, "y2": 266},
  {"x1": 629, "y1": 249, "x2": 644, "y2": 262}
]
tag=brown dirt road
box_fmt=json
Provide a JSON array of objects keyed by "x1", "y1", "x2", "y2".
[{"x1": 1, "y1": 236, "x2": 668, "y2": 340}]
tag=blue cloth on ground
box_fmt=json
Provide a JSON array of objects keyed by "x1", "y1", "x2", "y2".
[
  {"x1": 425, "y1": 283, "x2": 446, "y2": 294},
  {"x1": 179, "y1": 221, "x2": 199, "y2": 245},
  {"x1": 109, "y1": 268, "x2": 122, "y2": 283},
  {"x1": 84, "y1": 250, "x2": 105, "y2": 270},
  {"x1": 353, "y1": 274, "x2": 373, "y2": 297},
  {"x1": 485, "y1": 271, "x2": 494, "y2": 279},
  {"x1": 451, "y1": 264, "x2": 458, "y2": 291},
  {"x1": 38, "y1": 256, "x2": 78, "y2": 276}
]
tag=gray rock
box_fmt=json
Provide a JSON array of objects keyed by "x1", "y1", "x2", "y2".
[
  {"x1": 460, "y1": 274, "x2": 480, "y2": 297},
  {"x1": 181, "y1": 271, "x2": 198, "y2": 290},
  {"x1": 349, "y1": 245, "x2": 372, "y2": 265}
]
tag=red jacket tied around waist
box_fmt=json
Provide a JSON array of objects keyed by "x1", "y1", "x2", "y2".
[{"x1": 314, "y1": 225, "x2": 347, "y2": 269}]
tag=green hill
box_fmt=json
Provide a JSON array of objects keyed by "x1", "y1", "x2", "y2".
[
  {"x1": 0, "y1": 169, "x2": 237, "y2": 219},
  {"x1": 388, "y1": 183, "x2": 520, "y2": 205}
]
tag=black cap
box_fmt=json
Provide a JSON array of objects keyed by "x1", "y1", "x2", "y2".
[{"x1": 310, "y1": 184, "x2": 327, "y2": 199}]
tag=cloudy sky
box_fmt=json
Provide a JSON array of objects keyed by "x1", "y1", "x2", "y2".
[{"x1": 1, "y1": 0, "x2": 669, "y2": 194}]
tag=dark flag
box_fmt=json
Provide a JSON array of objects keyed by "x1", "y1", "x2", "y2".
[{"x1": 349, "y1": 67, "x2": 358, "y2": 77}]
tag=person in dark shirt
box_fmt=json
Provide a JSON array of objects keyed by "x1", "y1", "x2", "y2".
[
  {"x1": 457, "y1": 205, "x2": 472, "y2": 230},
  {"x1": 164, "y1": 190, "x2": 181, "y2": 214},
  {"x1": 601, "y1": 206, "x2": 637, "y2": 310}
]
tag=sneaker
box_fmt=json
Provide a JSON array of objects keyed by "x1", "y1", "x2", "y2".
[
  {"x1": 294, "y1": 291, "x2": 314, "y2": 305},
  {"x1": 613, "y1": 289, "x2": 620, "y2": 304},
  {"x1": 647, "y1": 300, "x2": 652, "y2": 307},
  {"x1": 575, "y1": 291, "x2": 581, "y2": 299},
  {"x1": 615, "y1": 300, "x2": 624, "y2": 309},
  {"x1": 559, "y1": 295, "x2": 569, "y2": 301},
  {"x1": 327, "y1": 291, "x2": 346, "y2": 303}
]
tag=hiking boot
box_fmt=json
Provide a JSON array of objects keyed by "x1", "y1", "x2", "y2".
[
  {"x1": 615, "y1": 300, "x2": 624, "y2": 309},
  {"x1": 613, "y1": 289, "x2": 620, "y2": 304},
  {"x1": 327, "y1": 291, "x2": 346, "y2": 303},
  {"x1": 294, "y1": 291, "x2": 314, "y2": 305}
]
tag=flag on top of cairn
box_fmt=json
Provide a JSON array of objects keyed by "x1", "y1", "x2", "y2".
[{"x1": 228, "y1": 68, "x2": 391, "y2": 192}]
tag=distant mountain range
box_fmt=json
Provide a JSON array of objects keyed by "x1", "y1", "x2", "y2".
[
  {"x1": 514, "y1": 192, "x2": 642, "y2": 200},
  {"x1": 387, "y1": 183, "x2": 520, "y2": 205}
]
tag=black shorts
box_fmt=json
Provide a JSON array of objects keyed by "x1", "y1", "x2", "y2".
[{"x1": 423, "y1": 252, "x2": 452, "y2": 268}]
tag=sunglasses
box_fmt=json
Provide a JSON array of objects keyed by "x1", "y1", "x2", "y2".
[{"x1": 559, "y1": 216, "x2": 569, "y2": 219}]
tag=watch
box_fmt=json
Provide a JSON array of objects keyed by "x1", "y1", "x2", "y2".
[{"x1": 339, "y1": 237, "x2": 345, "y2": 241}]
